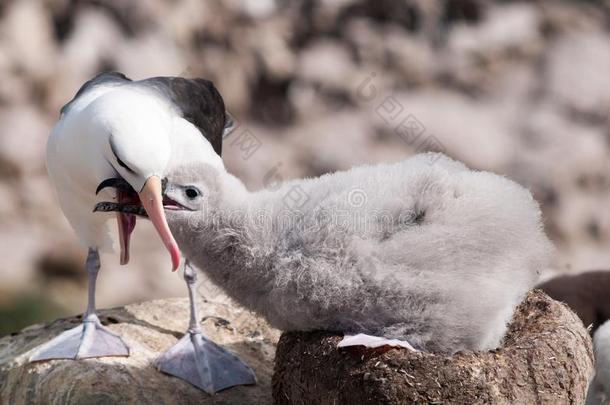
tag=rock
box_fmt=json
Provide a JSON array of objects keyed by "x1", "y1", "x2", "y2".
[
  {"x1": 310, "y1": 0, "x2": 358, "y2": 28},
  {"x1": 587, "y1": 320, "x2": 610, "y2": 405},
  {"x1": 0, "y1": 221, "x2": 46, "y2": 291},
  {"x1": 161, "y1": 0, "x2": 209, "y2": 46},
  {"x1": 0, "y1": 45, "x2": 30, "y2": 105},
  {"x1": 50, "y1": 9, "x2": 124, "y2": 113},
  {"x1": 446, "y1": 3, "x2": 543, "y2": 91},
  {"x1": 509, "y1": 106, "x2": 610, "y2": 266},
  {"x1": 449, "y1": 3, "x2": 542, "y2": 56},
  {"x1": 541, "y1": 3, "x2": 608, "y2": 36},
  {"x1": 289, "y1": 111, "x2": 386, "y2": 175},
  {"x1": 232, "y1": 0, "x2": 277, "y2": 19},
  {"x1": 298, "y1": 40, "x2": 358, "y2": 93},
  {"x1": 273, "y1": 290, "x2": 593, "y2": 404},
  {"x1": 343, "y1": 18, "x2": 385, "y2": 67},
  {"x1": 383, "y1": 27, "x2": 437, "y2": 84},
  {"x1": 248, "y1": 20, "x2": 296, "y2": 81},
  {"x1": 193, "y1": 46, "x2": 255, "y2": 113},
  {"x1": 0, "y1": 105, "x2": 50, "y2": 177},
  {"x1": 546, "y1": 31, "x2": 610, "y2": 119},
  {"x1": 385, "y1": 90, "x2": 517, "y2": 171},
  {"x1": 513, "y1": 106, "x2": 607, "y2": 189},
  {"x1": 115, "y1": 34, "x2": 186, "y2": 79},
  {"x1": 1, "y1": 0, "x2": 57, "y2": 80},
  {"x1": 0, "y1": 297, "x2": 280, "y2": 404}
]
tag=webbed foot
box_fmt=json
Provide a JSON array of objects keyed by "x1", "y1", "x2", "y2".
[
  {"x1": 30, "y1": 314, "x2": 130, "y2": 361},
  {"x1": 156, "y1": 331, "x2": 256, "y2": 394}
]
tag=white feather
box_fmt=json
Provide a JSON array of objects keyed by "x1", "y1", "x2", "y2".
[{"x1": 338, "y1": 333, "x2": 417, "y2": 351}]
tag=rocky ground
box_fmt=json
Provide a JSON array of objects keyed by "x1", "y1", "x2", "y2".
[
  {"x1": 0, "y1": 295, "x2": 280, "y2": 404},
  {"x1": 0, "y1": 0, "x2": 609, "y2": 335},
  {"x1": 0, "y1": 291, "x2": 593, "y2": 404}
]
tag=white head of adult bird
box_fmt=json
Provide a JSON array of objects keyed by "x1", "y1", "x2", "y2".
[
  {"x1": 107, "y1": 153, "x2": 553, "y2": 354},
  {"x1": 31, "y1": 72, "x2": 255, "y2": 394}
]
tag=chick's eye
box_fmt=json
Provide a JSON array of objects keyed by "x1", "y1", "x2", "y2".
[{"x1": 185, "y1": 187, "x2": 200, "y2": 199}]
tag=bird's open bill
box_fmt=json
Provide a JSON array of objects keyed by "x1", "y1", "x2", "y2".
[
  {"x1": 94, "y1": 176, "x2": 181, "y2": 272},
  {"x1": 139, "y1": 176, "x2": 181, "y2": 271}
]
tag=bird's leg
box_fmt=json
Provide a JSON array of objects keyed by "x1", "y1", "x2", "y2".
[
  {"x1": 84, "y1": 247, "x2": 100, "y2": 318},
  {"x1": 155, "y1": 260, "x2": 256, "y2": 394},
  {"x1": 76, "y1": 248, "x2": 130, "y2": 358},
  {"x1": 77, "y1": 248, "x2": 101, "y2": 356},
  {"x1": 184, "y1": 261, "x2": 201, "y2": 334},
  {"x1": 30, "y1": 248, "x2": 130, "y2": 361}
]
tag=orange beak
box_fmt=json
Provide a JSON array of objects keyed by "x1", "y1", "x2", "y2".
[{"x1": 139, "y1": 176, "x2": 181, "y2": 271}]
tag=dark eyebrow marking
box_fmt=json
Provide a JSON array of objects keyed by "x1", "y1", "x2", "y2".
[{"x1": 109, "y1": 139, "x2": 136, "y2": 174}]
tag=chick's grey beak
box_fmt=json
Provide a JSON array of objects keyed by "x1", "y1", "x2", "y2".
[
  {"x1": 93, "y1": 176, "x2": 144, "y2": 215},
  {"x1": 95, "y1": 177, "x2": 135, "y2": 195},
  {"x1": 93, "y1": 202, "x2": 147, "y2": 216}
]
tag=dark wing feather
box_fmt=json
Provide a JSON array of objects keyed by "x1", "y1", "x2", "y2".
[
  {"x1": 138, "y1": 76, "x2": 225, "y2": 155},
  {"x1": 60, "y1": 72, "x2": 132, "y2": 115}
]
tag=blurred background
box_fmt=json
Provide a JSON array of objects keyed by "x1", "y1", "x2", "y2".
[{"x1": 0, "y1": 0, "x2": 608, "y2": 337}]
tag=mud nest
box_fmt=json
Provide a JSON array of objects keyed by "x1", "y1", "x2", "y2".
[{"x1": 273, "y1": 290, "x2": 594, "y2": 404}]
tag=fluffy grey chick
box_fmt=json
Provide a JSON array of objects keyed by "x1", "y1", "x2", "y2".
[
  {"x1": 586, "y1": 320, "x2": 610, "y2": 405},
  {"x1": 160, "y1": 153, "x2": 552, "y2": 353}
]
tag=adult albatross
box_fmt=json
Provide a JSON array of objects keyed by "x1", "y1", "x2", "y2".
[{"x1": 32, "y1": 72, "x2": 255, "y2": 394}]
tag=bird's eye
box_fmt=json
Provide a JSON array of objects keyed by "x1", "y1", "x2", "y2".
[{"x1": 185, "y1": 187, "x2": 200, "y2": 199}]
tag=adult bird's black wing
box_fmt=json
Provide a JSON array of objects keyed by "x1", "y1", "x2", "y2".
[{"x1": 138, "y1": 76, "x2": 227, "y2": 155}]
